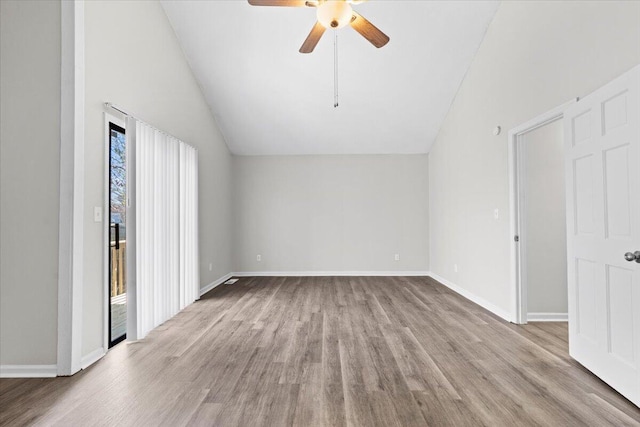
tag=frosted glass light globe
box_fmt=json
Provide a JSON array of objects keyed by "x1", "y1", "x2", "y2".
[{"x1": 317, "y1": 1, "x2": 353, "y2": 29}]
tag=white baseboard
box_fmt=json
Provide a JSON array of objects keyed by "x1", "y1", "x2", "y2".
[
  {"x1": 527, "y1": 312, "x2": 568, "y2": 322},
  {"x1": 0, "y1": 364, "x2": 58, "y2": 378},
  {"x1": 81, "y1": 347, "x2": 105, "y2": 370},
  {"x1": 427, "y1": 272, "x2": 512, "y2": 322},
  {"x1": 199, "y1": 272, "x2": 233, "y2": 296},
  {"x1": 231, "y1": 271, "x2": 431, "y2": 277}
]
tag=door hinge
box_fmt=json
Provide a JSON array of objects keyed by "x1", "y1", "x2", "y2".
[{"x1": 514, "y1": 235, "x2": 520, "y2": 242}]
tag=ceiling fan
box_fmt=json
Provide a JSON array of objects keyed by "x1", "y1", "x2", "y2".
[{"x1": 247, "y1": 0, "x2": 390, "y2": 53}]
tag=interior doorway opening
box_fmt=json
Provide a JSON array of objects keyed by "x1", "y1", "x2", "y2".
[
  {"x1": 520, "y1": 119, "x2": 568, "y2": 321},
  {"x1": 508, "y1": 99, "x2": 577, "y2": 324}
]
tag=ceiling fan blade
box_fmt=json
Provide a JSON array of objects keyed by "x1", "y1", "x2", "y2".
[
  {"x1": 349, "y1": 11, "x2": 389, "y2": 48},
  {"x1": 299, "y1": 21, "x2": 326, "y2": 54},
  {"x1": 248, "y1": 0, "x2": 308, "y2": 6}
]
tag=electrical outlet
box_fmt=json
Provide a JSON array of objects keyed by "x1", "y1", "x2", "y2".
[
  {"x1": 454, "y1": 264, "x2": 458, "y2": 273},
  {"x1": 494, "y1": 208, "x2": 500, "y2": 220},
  {"x1": 256, "y1": 254, "x2": 261, "y2": 262},
  {"x1": 394, "y1": 253, "x2": 400, "y2": 261},
  {"x1": 209, "y1": 263, "x2": 212, "y2": 271}
]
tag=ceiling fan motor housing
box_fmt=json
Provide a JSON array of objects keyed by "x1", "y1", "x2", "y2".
[{"x1": 317, "y1": 1, "x2": 353, "y2": 29}]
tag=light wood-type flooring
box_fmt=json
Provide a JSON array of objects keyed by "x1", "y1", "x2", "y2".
[{"x1": 1, "y1": 276, "x2": 639, "y2": 426}]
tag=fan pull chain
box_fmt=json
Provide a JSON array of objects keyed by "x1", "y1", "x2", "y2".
[{"x1": 334, "y1": 31, "x2": 339, "y2": 108}]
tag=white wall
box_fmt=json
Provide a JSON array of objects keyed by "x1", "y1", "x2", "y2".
[
  {"x1": 82, "y1": 1, "x2": 233, "y2": 356},
  {"x1": 429, "y1": 1, "x2": 640, "y2": 316},
  {"x1": 232, "y1": 155, "x2": 429, "y2": 273},
  {"x1": 0, "y1": 0, "x2": 61, "y2": 366},
  {"x1": 523, "y1": 120, "x2": 567, "y2": 315}
]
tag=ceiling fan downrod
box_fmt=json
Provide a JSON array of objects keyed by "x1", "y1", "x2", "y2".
[{"x1": 334, "y1": 31, "x2": 339, "y2": 108}]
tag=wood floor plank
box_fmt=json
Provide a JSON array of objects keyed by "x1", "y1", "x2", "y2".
[
  {"x1": 322, "y1": 382, "x2": 346, "y2": 427},
  {"x1": 1, "y1": 276, "x2": 638, "y2": 426}
]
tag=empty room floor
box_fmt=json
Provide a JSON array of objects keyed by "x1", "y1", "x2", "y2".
[{"x1": 1, "y1": 276, "x2": 638, "y2": 426}]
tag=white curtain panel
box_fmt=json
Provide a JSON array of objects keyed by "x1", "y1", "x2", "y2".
[{"x1": 126, "y1": 119, "x2": 199, "y2": 340}]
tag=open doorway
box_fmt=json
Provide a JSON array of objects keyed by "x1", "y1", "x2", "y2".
[
  {"x1": 108, "y1": 120, "x2": 127, "y2": 347},
  {"x1": 508, "y1": 99, "x2": 577, "y2": 324},
  {"x1": 520, "y1": 119, "x2": 567, "y2": 321}
]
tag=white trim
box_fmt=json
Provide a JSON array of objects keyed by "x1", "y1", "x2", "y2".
[
  {"x1": 527, "y1": 313, "x2": 568, "y2": 322},
  {"x1": 80, "y1": 347, "x2": 105, "y2": 370},
  {"x1": 231, "y1": 271, "x2": 431, "y2": 277},
  {"x1": 199, "y1": 273, "x2": 234, "y2": 296},
  {"x1": 0, "y1": 365, "x2": 58, "y2": 378},
  {"x1": 57, "y1": 0, "x2": 85, "y2": 377},
  {"x1": 103, "y1": 112, "x2": 126, "y2": 351},
  {"x1": 428, "y1": 273, "x2": 512, "y2": 322},
  {"x1": 508, "y1": 99, "x2": 578, "y2": 325}
]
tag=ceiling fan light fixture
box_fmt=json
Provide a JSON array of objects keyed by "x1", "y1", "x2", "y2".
[{"x1": 317, "y1": 1, "x2": 353, "y2": 29}]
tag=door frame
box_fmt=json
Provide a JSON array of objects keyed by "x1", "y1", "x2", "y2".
[
  {"x1": 508, "y1": 99, "x2": 577, "y2": 324},
  {"x1": 57, "y1": 0, "x2": 85, "y2": 376},
  {"x1": 103, "y1": 112, "x2": 126, "y2": 351}
]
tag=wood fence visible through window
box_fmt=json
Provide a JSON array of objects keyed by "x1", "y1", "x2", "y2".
[{"x1": 111, "y1": 241, "x2": 126, "y2": 297}]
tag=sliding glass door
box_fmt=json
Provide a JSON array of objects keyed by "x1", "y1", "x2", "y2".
[{"x1": 109, "y1": 122, "x2": 127, "y2": 347}]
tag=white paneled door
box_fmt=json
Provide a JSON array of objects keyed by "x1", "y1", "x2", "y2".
[{"x1": 564, "y1": 65, "x2": 640, "y2": 407}]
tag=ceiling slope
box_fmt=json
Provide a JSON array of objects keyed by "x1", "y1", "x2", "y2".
[{"x1": 161, "y1": 0, "x2": 499, "y2": 155}]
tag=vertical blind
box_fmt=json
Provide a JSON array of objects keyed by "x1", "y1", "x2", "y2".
[
  {"x1": 179, "y1": 142, "x2": 199, "y2": 309},
  {"x1": 126, "y1": 118, "x2": 199, "y2": 341}
]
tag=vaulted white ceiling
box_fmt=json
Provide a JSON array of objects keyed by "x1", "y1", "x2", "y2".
[{"x1": 161, "y1": 1, "x2": 499, "y2": 155}]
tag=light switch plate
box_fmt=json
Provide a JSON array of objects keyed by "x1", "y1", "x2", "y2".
[{"x1": 94, "y1": 207, "x2": 103, "y2": 222}]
